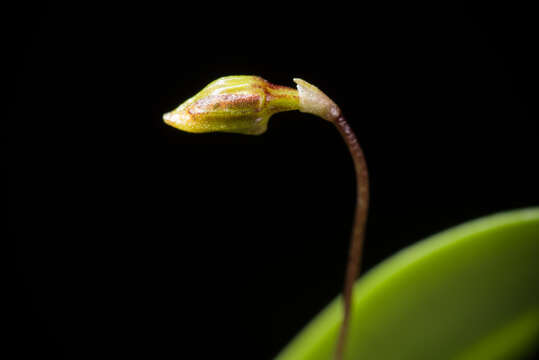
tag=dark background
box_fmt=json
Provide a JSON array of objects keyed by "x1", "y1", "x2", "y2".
[{"x1": 11, "y1": 3, "x2": 538, "y2": 359}]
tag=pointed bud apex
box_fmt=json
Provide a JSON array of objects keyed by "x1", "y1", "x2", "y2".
[{"x1": 163, "y1": 76, "x2": 299, "y2": 135}]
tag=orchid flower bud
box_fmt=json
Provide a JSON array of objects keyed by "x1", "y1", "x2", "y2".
[{"x1": 163, "y1": 76, "x2": 300, "y2": 135}]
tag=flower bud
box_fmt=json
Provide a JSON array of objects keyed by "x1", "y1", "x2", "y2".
[{"x1": 163, "y1": 76, "x2": 299, "y2": 135}]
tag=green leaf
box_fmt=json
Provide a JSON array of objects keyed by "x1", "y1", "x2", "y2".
[{"x1": 276, "y1": 208, "x2": 539, "y2": 360}]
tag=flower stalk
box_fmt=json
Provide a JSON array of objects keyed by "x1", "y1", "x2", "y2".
[{"x1": 164, "y1": 76, "x2": 369, "y2": 360}]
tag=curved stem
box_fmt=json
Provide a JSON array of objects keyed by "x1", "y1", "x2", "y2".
[
  {"x1": 163, "y1": 76, "x2": 369, "y2": 360},
  {"x1": 333, "y1": 115, "x2": 369, "y2": 360}
]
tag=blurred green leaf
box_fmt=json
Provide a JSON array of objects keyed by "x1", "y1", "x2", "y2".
[{"x1": 277, "y1": 208, "x2": 539, "y2": 360}]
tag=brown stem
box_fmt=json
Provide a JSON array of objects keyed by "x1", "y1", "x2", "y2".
[{"x1": 332, "y1": 115, "x2": 369, "y2": 360}]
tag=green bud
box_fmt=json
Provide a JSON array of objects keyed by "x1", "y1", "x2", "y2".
[{"x1": 163, "y1": 76, "x2": 300, "y2": 135}]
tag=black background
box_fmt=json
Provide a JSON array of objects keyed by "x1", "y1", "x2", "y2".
[{"x1": 11, "y1": 3, "x2": 538, "y2": 359}]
